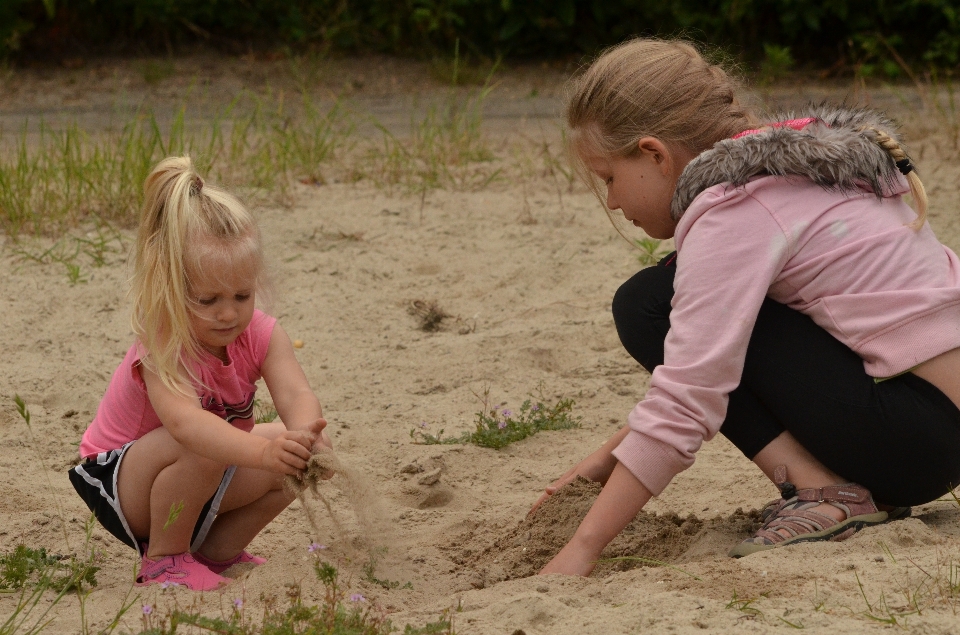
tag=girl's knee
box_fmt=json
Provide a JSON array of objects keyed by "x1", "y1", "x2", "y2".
[
  {"x1": 613, "y1": 266, "x2": 675, "y2": 326},
  {"x1": 177, "y1": 450, "x2": 228, "y2": 480}
]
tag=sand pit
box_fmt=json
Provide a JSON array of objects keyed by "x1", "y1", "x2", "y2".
[
  {"x1": 5, "y1": 57, "x2": 960, "y2": 634},
  {"x1": 451, "y1": 477, "x2": 761, "y2": 586}
]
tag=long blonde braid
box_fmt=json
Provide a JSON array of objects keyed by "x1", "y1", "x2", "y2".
[{"x1": 863, "y1": 127, "x2": 928, "y2": 230}]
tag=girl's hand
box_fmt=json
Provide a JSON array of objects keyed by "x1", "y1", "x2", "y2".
[
  {"x1": 540, "y1": 463, "x2": 653, "y2": 577},
  {"x1": 529, "y1": 426, "x2": 631, "y2": 516},
  {"x1": 260, "y1": 431, "x2": 314, "y2": 475},
  {"x1": 539, "y1": 537, "x2": 600, "y2": 576},
  {"x1": 529, "y1": 450, "x2": 615, "y2": 516}
]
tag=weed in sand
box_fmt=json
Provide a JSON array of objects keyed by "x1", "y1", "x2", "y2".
[
  {"x1": 412, "y1": 388, "x2": 580, "y2": 449},
  {"x1": 725, "y1": 590, "x2": 766, "y2": 620},
  {"x1": 634, "y1": 238, "x2": 672, "y2": 268},
  {"x1": 134, "y1": 545, "x2": 452, "y2": 633},
  {"x1": 0, "y1": 545, "x2": 98, "y2": 593},
  {"x1": 254, "y1": 398, "x2": 278, "y2": 424},
  {"x1": 362, "y1": 551, "x2": 413, "y2": 591},
  {"x1": 162, "y1": 500, "x2": 185, "y2": 531}
]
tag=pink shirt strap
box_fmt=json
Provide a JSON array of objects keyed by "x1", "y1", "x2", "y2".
[{"x1": 731, "y1": 117, "x2": 818, "y2": 140}]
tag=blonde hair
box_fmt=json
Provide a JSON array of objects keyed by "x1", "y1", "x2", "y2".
[
  {"x1": 131, "y1": 156, "x2": 265, "y2": 396},
  {"x1": 566, "y1": 38, "x2": 758, "y2": 203},
  {"x1": 864, "y1": 127, "x2": 928, "y2": 230}
]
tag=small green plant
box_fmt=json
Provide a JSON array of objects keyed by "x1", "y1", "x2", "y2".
[
  {"x1": 362, "y1": 551, "x2": 413, "y2": 590},
  {"x1": 0, "y1": 544, "x2": 98, "y2": 593},
  {"x1": 411, "y1": 389, "x2": 580, "y2": 449},
  {"x1": 634, "y1": 238, "x2": 671, "y2": 267},
  {"x1": 254, "y1": 398, "x2": 278, "y2": 424},
  {"x1": 726, "y1": 590, "x2": 766, "y2": 620},
  {"x1": 402, "y1": 611, "x2": 455, "y2": 635},
  {"x1": 162, "y1": 500, "x2": 185, "y2": 530},
  {"x1": 854, "y1": 571, "x2": 916, "y2": 625}
]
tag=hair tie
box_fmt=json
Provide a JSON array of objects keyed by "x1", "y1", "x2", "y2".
[
  {"x1": 190, "y1": 176, "x2": 204, "y2": 196},
  {"x1": 895, "y1": 158, "x2": 914, "y2": 175}
]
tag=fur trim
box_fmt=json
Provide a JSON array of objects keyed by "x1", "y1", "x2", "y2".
[{"x1": 671, "y1": 105, "x2": 908, "y2": 220}]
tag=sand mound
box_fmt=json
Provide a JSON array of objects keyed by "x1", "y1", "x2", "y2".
[{"x1": 447, "y1": 477, "x2": 761, "y2": 586}]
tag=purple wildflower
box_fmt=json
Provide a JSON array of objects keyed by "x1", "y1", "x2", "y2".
[
  {"x1": 350, "y1": 593, "x2": 366, "y2": 602},
  {"x1": 308, "y1": 542, "x2": 327, "y2": 552},
  {"x1": 142, "y1": 605, "x2": 153, "y2": 615},
  {"x1": 497, "y1": 420, "x2": 507, "y2": 430},
  {"x1": 531, "y1": 404, "x2": 540, "y2": 411},
  {"x1": 418, "y1": 421, "x2": 428, "y2": 428},
  {"x1": 502, "y1": 409, "x2": 512, "y2": 418},
  {"x1": 233, "y1": 598, "x2": 243, "y2": 609}
]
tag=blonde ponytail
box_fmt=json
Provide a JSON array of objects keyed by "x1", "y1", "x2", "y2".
[
  {"x1": 131, "y1": 157, "x2": 264, "y2": 396},
  {"x1": 862, "y1": 127, "x2": 928, "y2": 230}
]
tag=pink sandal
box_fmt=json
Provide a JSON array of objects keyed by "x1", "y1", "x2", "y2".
[
  {"x1": 136, "y1": 552, "x2": 229, "y2": 591},
  {"x1": 730, "y1": 466, "x2": 889, "y2": 558},
  {"x1": 193, "y1": 550, "x2": 267, "y2": 575}
]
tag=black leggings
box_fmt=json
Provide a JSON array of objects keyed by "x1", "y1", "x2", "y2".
[{"x1": 612, "y1": 254, "x2": 960, "y2": 507}]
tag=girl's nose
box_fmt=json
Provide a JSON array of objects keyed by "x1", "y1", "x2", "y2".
[
  {"x1": 606, "y1": 188, "x2": 618, "y2": 210},
  {"x1": 219, "y1": 304, "x2": 238, "y2": 323}
]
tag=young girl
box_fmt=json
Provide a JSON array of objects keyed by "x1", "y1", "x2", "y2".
[
  {"x1": 533, "y1": 38, "x2": 960, "y2": 576},
  {"x1": 69, "y1": 157, "x2": 332, "y2": 591}
]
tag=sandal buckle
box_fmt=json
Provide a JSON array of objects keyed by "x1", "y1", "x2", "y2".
[{"x1": 778, "y1": 480, "x2": 797, "y2": 499}]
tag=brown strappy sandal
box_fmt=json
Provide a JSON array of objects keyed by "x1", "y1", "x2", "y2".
[{"x1": 730, "y1": 465, "x2": 890, "y2": 558}]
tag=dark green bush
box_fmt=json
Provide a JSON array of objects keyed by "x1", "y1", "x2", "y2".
[{"x1": 4, "y1": 0, "x2": 960, "y2": 70}]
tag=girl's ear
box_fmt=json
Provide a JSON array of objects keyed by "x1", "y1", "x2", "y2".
[{"x1": 637, "y1": 137, "x2": 672, "y2": 173}]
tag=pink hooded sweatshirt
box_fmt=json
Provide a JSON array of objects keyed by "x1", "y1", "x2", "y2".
[{"x1": 611, "y1": 109, "x2": 960, "y2": 495}]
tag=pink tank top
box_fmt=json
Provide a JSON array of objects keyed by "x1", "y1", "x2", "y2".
[{"x1": 79, "y1": 310, "x2": 277, "y2": 458}]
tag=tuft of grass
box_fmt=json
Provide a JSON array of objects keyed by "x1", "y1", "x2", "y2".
[
  {"x1": 634, "y1": 238, "x2": 671, "y2": 268},
  {"x1": 412, "y1": 389, "x2": 580, "y2": 449},
  {"x1": 0, "y1": 545, "x2": 98, "y2": 593},
  {"x1": 363, "y1": 89, "x2": 498, "y2": 196},
  {"x1": 137, "y1": 551, "x2": 452, "y2": 634},
  {"x1": 254, "y1": 398, "x2": 278, "y2": 424},
  {"x1": 362, "y1": 551, "x2": 413, "y2": 591},
  {"x1": 725, "y1": 590, "x2": 766, "y2": 620}
]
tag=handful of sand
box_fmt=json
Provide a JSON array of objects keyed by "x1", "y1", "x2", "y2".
[{"x1": 285, "y1": 448, "x2": 384, "y2": 555}]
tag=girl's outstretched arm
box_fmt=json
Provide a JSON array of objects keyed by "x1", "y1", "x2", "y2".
[
  {"x1": 539, "y1": 462, "x2": 652, "y2": 576},
  {"x1": 260, "y1": 323, "x2": 332, "y2": 451},
  {"x1": 529, "y1": 426, "x2": 630, "y2": 515},
  {"x1": 143, "y1": 366, "x2": 313, "y2": 475}
]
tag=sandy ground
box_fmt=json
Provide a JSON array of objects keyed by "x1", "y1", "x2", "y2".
[{"x1": 4, "y1": 56, "x2": 960, "y2": 634}]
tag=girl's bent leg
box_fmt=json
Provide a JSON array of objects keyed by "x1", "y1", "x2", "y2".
[
  {"x1": 117, "y1": 427, "x2": 228, "y2": 559},
  {"x1": 613, "y1": 258, "x2": 960, "y2": 506},
  {"x1": 194, "y1": 421, "x2": 296, "y2": 562}
]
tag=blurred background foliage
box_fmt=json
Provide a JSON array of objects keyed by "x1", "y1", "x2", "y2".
[{"x1": 3, "y1": 0, "x2": 960, "y2": 73}]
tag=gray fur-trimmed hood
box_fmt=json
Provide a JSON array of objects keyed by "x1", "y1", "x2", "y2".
[{"x1": 671, "y1": 105, "x2": 909, "y2": 220}]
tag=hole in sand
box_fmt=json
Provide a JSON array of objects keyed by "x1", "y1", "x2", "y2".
[{"x1": 447, "y1": 477, "x2": 761, "y2": 587}]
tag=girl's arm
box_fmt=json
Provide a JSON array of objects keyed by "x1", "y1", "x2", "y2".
[
  {"x1": 529, "y1": 426, "x2": 630, "y2": 515},
  {"x1": 143, "y1": 365, "x2": 313, "y2": 475},
  {"x1": 260, "y1": 323, "x2": 331, "y2": 450},
  {"x1": 540, "y1": 462, "x2": 651, "y2": 576}
]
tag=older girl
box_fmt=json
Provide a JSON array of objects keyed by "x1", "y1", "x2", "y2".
[{"x1": 535, "y1": 39, "x2": 960, "y2": 575}]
